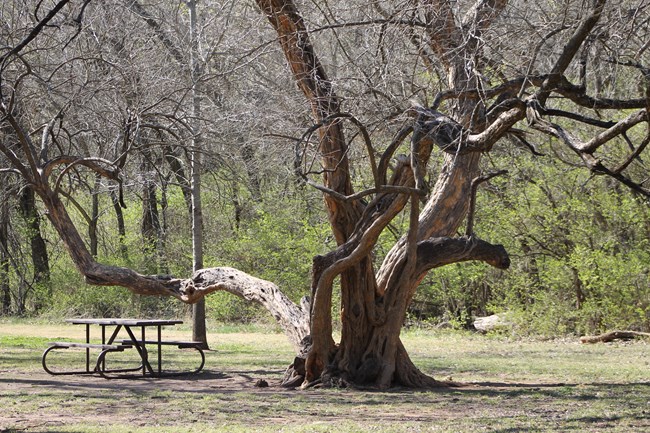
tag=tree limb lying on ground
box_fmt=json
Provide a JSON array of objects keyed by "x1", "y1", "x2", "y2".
[{"x1": 580, "y1": 331, "x2": 650, "y2": 344}]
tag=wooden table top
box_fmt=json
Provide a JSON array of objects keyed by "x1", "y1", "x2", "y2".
[{"x1": 65, "y1": 318, "x2": 183, "y2": 326}]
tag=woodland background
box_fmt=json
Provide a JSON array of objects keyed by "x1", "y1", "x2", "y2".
[{"x1": 1, "y1": 0, "x2": 648, "y2": 338}]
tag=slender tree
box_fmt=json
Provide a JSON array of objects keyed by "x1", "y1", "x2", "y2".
[
  {"x1": 18, "y1": 186, "x2": 50, "y2": 309},
  {"x1": 0, "y1": 185, "x2": 11, "y2": 314},
  {"x1": 185, "y1": 0, "x2": 208, "y2": 348}
]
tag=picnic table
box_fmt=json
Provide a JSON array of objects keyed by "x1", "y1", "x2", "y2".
[{"x1": 42, "y1": 318, "x2": 205, "y2": 378}]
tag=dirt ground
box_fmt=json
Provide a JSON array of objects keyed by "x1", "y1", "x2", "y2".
[
  {"x1": 4, "y1": 367, "x2": 649, "y2": 433},
  {"x1": 2, "y1": 368, "x2": 302, "y2": 431},
  {"x1": 0, "y1": 367, "x2": 524, "y2": 430}
]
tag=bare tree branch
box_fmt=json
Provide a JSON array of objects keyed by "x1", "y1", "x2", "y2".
[
  {"x1": 0, "y1": 0, "x2": 72, "y2": 66},
  {"x1": 466, "y1": 170, "x2": 508, "y2": 237},
  {"x1": 536, "y1": 0, "x2": 607, "y2": 106},
  {"x1": 415, "y1": 236, "x2": 510, "y2": 275}
]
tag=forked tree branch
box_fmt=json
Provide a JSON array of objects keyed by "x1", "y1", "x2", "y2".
[
  {"x1": 466, "y1": 170, "x2": 508, "y2": 236},
  {"x1": 297, "y1": 113, "x2": 379, "y2": 189},
  {"x1": 526, "y1": 104, "x2": 650, "y2": 198},
  {"x1": 536, "y1": 0, "x2": 607, "y2": 106},
  {"x1": 434, "y1": 75, "x2": 648, "y2": 112}
]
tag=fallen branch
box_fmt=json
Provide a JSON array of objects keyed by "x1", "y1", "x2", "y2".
[{"x1": 580, "y1": 330, "x2": 650, "y2": 344}]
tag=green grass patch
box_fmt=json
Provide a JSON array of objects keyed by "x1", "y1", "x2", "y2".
[{"x1": 0, "y1": 335, "x2": 51, "y2": 348}]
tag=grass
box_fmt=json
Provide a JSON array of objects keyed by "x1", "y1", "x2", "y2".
[{"x1": 0, "y1": 319, "x2": 649, "y2": 432}]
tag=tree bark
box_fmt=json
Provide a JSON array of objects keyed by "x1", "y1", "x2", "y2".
[
  {"x1": 580, "y1": 331, "x2": 650, "y2": 344},
  {"x1": 89, "y1": 173, "x2": 101, "y2": 258},
  {"x1": 111, "y1": 190, "x2": 129, "y2": 262},
  {"x1": 18, "y1": 186, "x2": 50, "y2": 308},
  {"x1": 140, "y1": 156, "x2": 161, "y2": 274},
  {"x1": 254, "y1": 0, "x2": 516, "y2": 389},
  {"x1": 0, "y1": 192, "x2": 10, "y2": 314},
  {"x1": 187, "y1": 0, "x2": 209, "y2": 349},
  {"x1": 256, "y1": 0, "x2": 372, "y2": 385}
]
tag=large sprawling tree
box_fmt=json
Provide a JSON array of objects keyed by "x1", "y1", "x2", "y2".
[{"x1": 1, "y1": 0, "x2": 648, "y2": 388}]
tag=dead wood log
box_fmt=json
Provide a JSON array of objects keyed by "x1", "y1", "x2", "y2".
[{"x1": 580, "y1": 330, "x2": 650, "y2": 344}]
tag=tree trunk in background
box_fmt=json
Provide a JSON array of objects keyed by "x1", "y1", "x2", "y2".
[
  {"x1": 111, "y1": 190, "x2": 129, "y2": 262},
  {"x1": 89, "y1": 173, "x2": 101, "y2": 258},
  {"x1": 187, "y1": 0, "x2": 208, "y2": 349},
  {"x1": 125, "y1": 0, "x2": 208, "y2": 343},
  {"x1": 140, "y1": 154, "x2": 162, "y2": 274},
  {"x1": 159, "y1": 178, "x2": 170, "y2": 275},
  {"x1": 140, "y1": 172, "x2": 161, "y2": 271},
  {"x1": 0, "y1": 193, "x2": 10, "y2": 314},
  {"x1": 18, "y1": 186, "x2": 50, "y2": 310},
  {"x1": 518, "y1": 239, "x2": 540, "y2": 306},
  {"x1": 163, "y1": 144, "x2": 192, "y2": 214},
  {"x1": 241, "y1": 138, "x2": 262, "y2": 202}
]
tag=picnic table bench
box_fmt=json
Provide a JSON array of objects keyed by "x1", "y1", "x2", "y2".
[{"x1": 42, "y1": 318, "x2": 205, "y2": 378}]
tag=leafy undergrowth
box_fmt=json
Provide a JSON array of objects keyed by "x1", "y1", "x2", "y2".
[{"x1": 0, "y1": 321, "x2": 648, "y2": 432}]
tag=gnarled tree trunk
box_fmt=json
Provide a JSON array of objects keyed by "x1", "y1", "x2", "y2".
[{"x1": 255, "y1": 0, "x2": 513, "y2": 389}]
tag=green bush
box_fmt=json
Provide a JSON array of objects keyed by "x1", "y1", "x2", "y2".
[
  {"x1": 204, "y1": 191, "x2": 331, "y2": 322},
  {"x1": 409, "y1": 153, "x2": 650, "y2": 336}
]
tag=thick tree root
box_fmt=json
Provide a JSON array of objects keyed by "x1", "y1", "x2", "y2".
[
  {"x1": 280, "y1": 340, "x2": 461, "y2": 390},
  {"x1": 394, "y1": 342, "x2": 454, "y2": 388}
]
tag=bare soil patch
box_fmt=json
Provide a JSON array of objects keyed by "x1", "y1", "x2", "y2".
[{"x1": 3, "y1": 368, "x2": 649, "y2": 432}]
